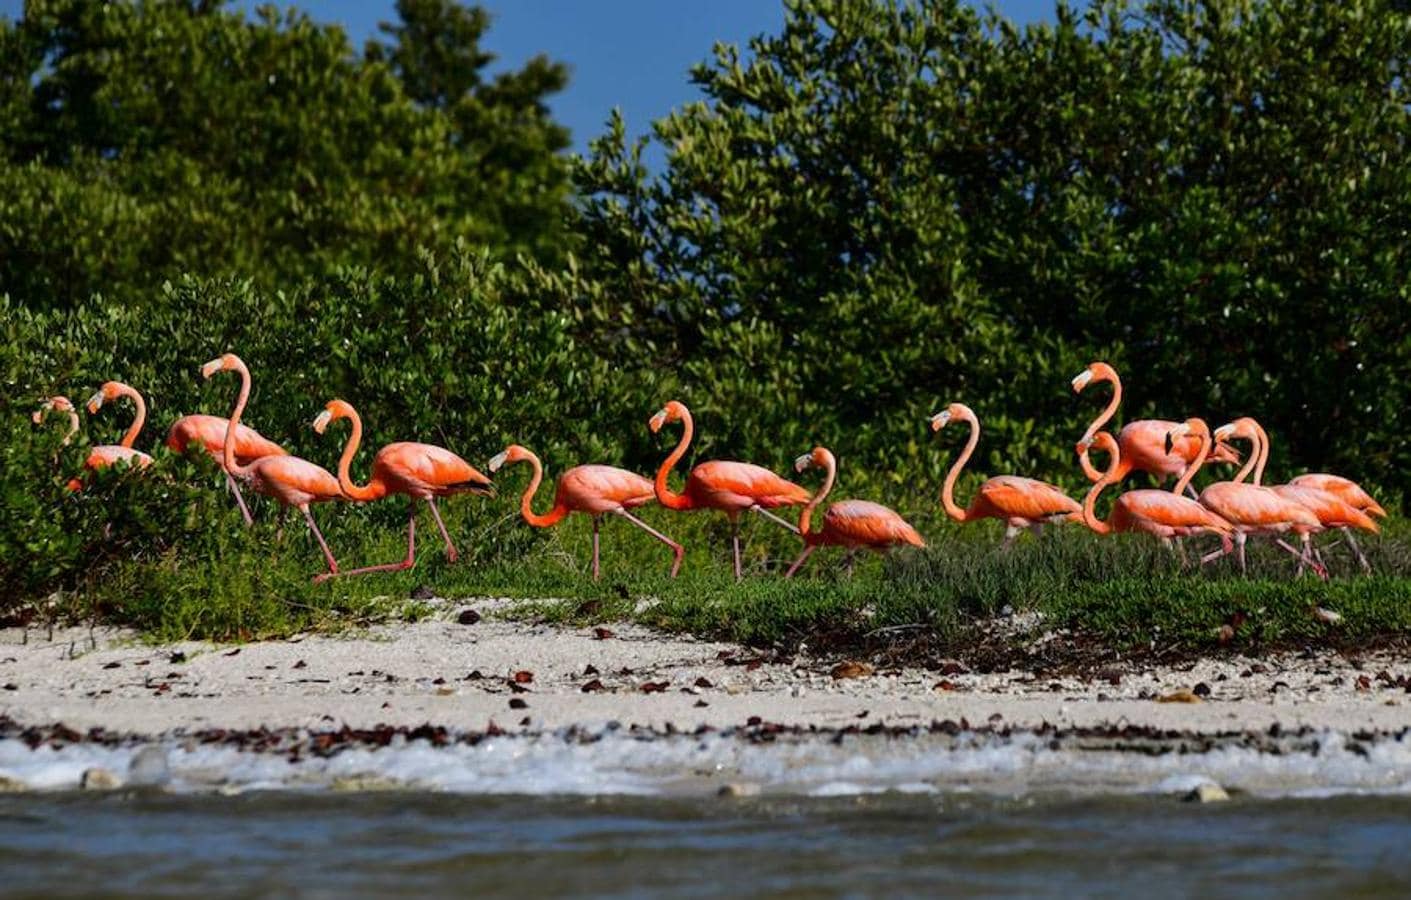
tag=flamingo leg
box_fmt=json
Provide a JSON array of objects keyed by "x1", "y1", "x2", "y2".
[
  {"x1": 841, "y1": 548, "x2": 859, "y2": 577},
  {"x1": 784, "y1": 544, "x2": 816, "y2": 579},
  {"x1": 301, "y1": 505, "x2": 338, "y2": 576},
  {"x1": 315, "y1": 503, "x2": 417, "y2": 583},
  {"x1": 731, "y1": 520, "x2": 743, "y2": 581},
  {"x1": 226, "y1": 472, "x2": 254, "y2": 526},
  {"x1": 1184, "y1": 484, "x2": 1199, "y2": 501},
  {"x1": 426, "y1": 497, "x2": 457, "y2": 563},
  {"x1": 613, "y1": 509, "x2": 683, "y2": 578},
  {"x1": 591, "y1": 517, "x2": 601, "y2": 581},
  {"x1": 274, "y1": 504, "x2": 288, "y2": 543},
  {"x1": 1001, "y1": 524, "x2": 1021, "y2": 548},
  {"x1": 1344, "y1": 529, "x2": 1372, "y2": 574},
  {"x1": 750, "y1": 504, "x2": 800, "y2": 535}
]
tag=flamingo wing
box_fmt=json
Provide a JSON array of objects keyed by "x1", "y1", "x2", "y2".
[
  {"x1": 1116, "y1": 489, "x2": 1232, "y2": 535},
  {"x1": 1116, "y1": 419, "x2": 1191, "y2": 477},
  {"x1": 166, "y1": 414, "x2": 287, "y2": 463},
  {"x1": 822, "y1": 500, "x2": 925, "y2": 548},
  {"x1": 251, "y1": 456, "x2": 342, "y2": 504},
  {"x1": 375, "y1": 442, "x2": 492, "y2": 495},
  {"x1": 1199, "y1": 482, "x2": 1320, "y2": 530},
  {"x1": 687, "y1": 460, "x2": 810, "y2": 509},
  {"x1": 974, "y1": 476, "x2": 1081, "y2": 521},
  {"x1": 85, "y1": 445, "x2": 154, "y2": 471},
  {"x1": 1272, "y1": 485, "x2": 1379, "y2": 533},
  {"x1": 558, "y1": 465, "x2": 655, "y2": 513},
  {"x1": 1288, "y1": 474, "x2": 1386, "y2": 518}
]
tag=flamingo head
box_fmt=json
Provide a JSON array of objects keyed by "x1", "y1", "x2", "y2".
[
  {"x1": 1080, "y1": 431, "x2": 1118, "y2": 459},
  {"x1": 200, "y1": 353, "x2": 242, "y2": 379},
  {"x1": 488, "y1": 444, "x2": 530, "y2": 473},
  {"x1": 929, "y1": 402, "x2": 971, "y2": 433},
  {"x1": 649, "y1": 400, "x2": 687, "y2": 433},
  {"x1": 312, "y1": 399, "x2": 355, "y2": 435},
  {"x1": 32, "y1": 396, "x2": 73, "y2": 424},
  {"x1": 1070, "y1": 361, "x2": 1115, "y2": 394},
  {"x1": 86, "y1": 381, "x2": 123, "y2": 414},
  {"x1": 794, "y1": 446, "x2": 832, "y2": 473},
  {"x1": 1165, "y1": 418, "x2": 1208, "y2": 456}
]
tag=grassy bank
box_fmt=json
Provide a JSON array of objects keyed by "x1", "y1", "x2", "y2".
[{"x1": 12, "y1": 478, "x2": 1408, "y2": 663}]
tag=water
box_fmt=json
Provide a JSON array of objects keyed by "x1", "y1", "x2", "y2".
[
  {"x1": 4, "y1": 727, "x2": 1411, "y2": 896},
  {"x1": 1, "y1": 791, "x2": 1409, "y2": 897}
]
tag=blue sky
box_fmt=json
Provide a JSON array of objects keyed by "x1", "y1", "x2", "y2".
[{"x1": 0, "y1": 0, "x2": 1054, "y2": 155}]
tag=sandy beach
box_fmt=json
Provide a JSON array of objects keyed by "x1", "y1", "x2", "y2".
[{"x1": 3, "y1": 600, "x2": 1409, "y2": 738}]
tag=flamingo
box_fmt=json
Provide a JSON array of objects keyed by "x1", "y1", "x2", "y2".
[
  {"x1": 1215, "y1": 417, "x2": 1379, "y2": 573},
  {"x1": 1167, "y1": 419, "x2": 1325, "y2": 577},
  {"x1": 311, "y1": 398, "x2": 492, "y2": 581},
  {"x1": 784, "y1": 446, "x2": 924, "y2": 578},
  {"x1": 78, "y1": 381, "x2": 155, "y2": 483},
  {"x1": 930, "y1": 402, "x2": 1082, "y2": 544},
  {"x1": 1288, "y1": 473, "x2": 1387, "y2": 520},
  {"x1": 649, "y1": 400, "x2": 810, "y2": 580},
  {"x1": 489, "y1": 444, "x2": 683, "y2": 579},
  {"x1": 1078, "y1": 431, "x2": 1234, "y2": 557},
  {"x1": 203, "y1": 354, "x2": 342, "y2": 578},
  {"x1": 32, "y1": 396, "x2": 84, "y2": 491},
  {"x1": 1072, "y1": 361, "x2": 1239, "y2": 496},
  {"x1": 166, "y1": 412, "x2": 286, "y2": 526}
]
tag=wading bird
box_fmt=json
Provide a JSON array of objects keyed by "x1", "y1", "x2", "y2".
[
  {"x1": 1078, "y1": 431, "x2": 1234, "y2": 559},
  {"x1": 204, "y1": 354, "x2": 342, "y2": 578},
  {"x1": 649, "y1": 400, "x2": 810, "y2": 580},
  {"x1": 1287, "y1": 474, "x2": 1387, "y2": 520},
  {"x1": 312, "y1": 399, "x2": 492, "y2": 581},
  {"x1": 1215, "y1": 417, "x2": 1378, "y2": 573},
  {"x1": 166, "y1": 410, "x2": 286, "y2": 526},
  {"x1": 784, "y1": 446, "x2": 924, "y2": 578},
  {"x1": 1072, "y1": 361, "x2": 1238, "y2": 495},
  {"x1": 490, "y1": 444, "x2": 682, "y2": 579},
  {"x1": 32, "y1": 396, "x2": 84, "y2": 491},
  {"x1": 931, "y1": 402, "x2": 1082, "y2": 544},
  {"x1": 1168, "y1": 419, "x2": 1324, "y2": 577},
  {"x1": 79, "y1": 381, "x2": 155, "y2": 483}
]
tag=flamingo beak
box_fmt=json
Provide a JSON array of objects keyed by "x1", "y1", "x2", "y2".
[
  {"x1": 929, "y1": 411, "x2": 950, "y2": 432},
  {"x1": 311, "y1": 410, "x2": 332, "y2": 434},
  {"x1": 1071, "y1": 369, "x2": 1094, "y2": 392},
  {"x1": 86, "y1": 391, "x2": 104, "y2": 414},
  {"x1": 488, "y1": 450, "x2": 508, "y2": 473},
  {"x1": 32, "y1": 399, "x2": 53, "y2": 424},
  {"x1": 200, "y1": 357, "x2": 224, "y2": 379},
  {"x1": 1213, "y1": 424, "x2": 1235, "y2": 442},
  {"x1": 648, "y1": 410, "x2": 667, "y2": 433},
  {"x1": 793, "y1": 453, "x2": 813, "y2": 473},
  {"x1": 1075, "y1": 436, "x2": 1093, "y2": 453}
]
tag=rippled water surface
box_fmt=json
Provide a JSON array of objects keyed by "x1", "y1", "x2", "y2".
[{"x1": 2, "y1": 791, "x2": 1410, "y2": 898}]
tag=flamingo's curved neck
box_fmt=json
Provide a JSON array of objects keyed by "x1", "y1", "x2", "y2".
[
  {"x1": 1232, "y1": 432, "x2": 1259, "y2": 485},
  {"x1": 1078, "y1": 370, "x2": 1122, "y2": 481},
  {"x1": 799, "y1": 453, "x2": 836, "y2": 541},
  {"x1": 62, "y1": 409, "x2": 79, "y2": 445},
  {"x1": 654, "y1": 408, "x2": 695, "y2": 511},
  {"x1": 1172, "y1": 429, "x2": 1211, "y2": 496},
  {"x1": 334, "y1": 406, "x2": 383, "y2": 501},
  {"x1": 941, "y1": 414, "x2": 979, "y2": 522},
  {"x1": 117, "y1": 385, "x2": 146, "y2": 449},
  {"x1": 1253, "y1": 422, "x2": 1270, "y2": 486},
  {"x1": 1081, "y1": 443, "x2": 1119, "y2": 535},
  {"x1": 222, "y1": 363, "x2": 255, "y2": 478},
  {"x1": 517, "y1": 450, "x2": 569, "y2": 527}
]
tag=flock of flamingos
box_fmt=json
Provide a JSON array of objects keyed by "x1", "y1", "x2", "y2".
[{"x1": 33, "y1": 354, "x2": 1387, "y2": 582}]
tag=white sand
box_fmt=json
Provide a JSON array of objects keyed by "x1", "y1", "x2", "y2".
[{"x1": 2, "y1": 602, "x2": 1409, "y2": 737}]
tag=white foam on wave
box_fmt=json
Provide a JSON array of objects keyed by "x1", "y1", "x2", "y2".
[{"x1": 2, "y1": 729, "x2": 1410, "y2": 798}]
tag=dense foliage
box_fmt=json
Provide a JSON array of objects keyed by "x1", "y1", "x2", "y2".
[
  {"x1": 1, "y1": 0, "x2": 1408, "y2": 639},
  {"x1": 0, "y1": 0, "x2": 571, "y2": 308}
]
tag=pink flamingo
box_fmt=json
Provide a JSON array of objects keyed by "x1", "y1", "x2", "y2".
[
  {"x1": 1079, "y1": 431, "x2": 1234, "y2": 559},
  {"x1": 1216, "y1": 417, "x2": 1379, "y2": 572},
  {"x1": 312, "y1": 399, "x2": 492, "y2": 581},
  {"x1": 649, "y1": 400, "x2": 810, "y2": 580},
  {"x1": 166, "y1": 411, "x2": 286, "y2": 526},
  {"x1": 1287, "y1": 474, "x2": 1387, "y2": 520},
  {"x1": 1167, "y1": 419, "x2": 1325, "y2": 577},
  {"x1": 203, "y1": 354, "x2": 342, "y2": 578},
  {"x1": 32, "y1": 396, "x2": 85, "y2": 491},
  {"x1": 784, "y1": 446, "x2": 924, "y2": 578},
  {"x1": 931, "y1": 402, "x2": 1082, "y2": 544},
  {"x1": 79, "y1": 381, "x2": 155, "y2": 483},
  {"x1": 489, "y1": 444, "x2": 683, "y2": 579},
  {"x1": 1072, "y1": 361, "x2": 1239, "y2": 496}
]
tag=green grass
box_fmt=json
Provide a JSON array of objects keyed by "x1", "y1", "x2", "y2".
[{"x1": 23, "y1": 487, "x2": 1411, "y2": 661}]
